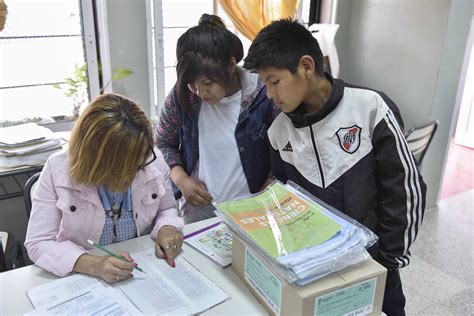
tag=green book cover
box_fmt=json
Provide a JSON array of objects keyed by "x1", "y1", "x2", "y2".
[{"x1": 216, "y1": 182, "x2": 341, "y2": 258}]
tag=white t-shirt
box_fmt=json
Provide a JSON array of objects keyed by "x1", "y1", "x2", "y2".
[{"x1": 197, "y1": 90, "x2": 251, "y2": 203}]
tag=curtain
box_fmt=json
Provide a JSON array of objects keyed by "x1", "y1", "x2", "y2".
[{"x1": 219, "y1": 0, "x2": 300, "y2": 40}]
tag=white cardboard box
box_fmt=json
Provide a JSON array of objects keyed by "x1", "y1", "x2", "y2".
[{"x1": 232, "y1": 235, "x2": 387, "y2": 316}]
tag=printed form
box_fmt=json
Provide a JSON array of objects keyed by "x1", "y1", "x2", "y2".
[
  {"x1": 117, "y1": 248, "x2": 229, "y2": 314},
  {"x1": 26, "y1": 247, "x2": 229, "y2": 315},
  {"x1": 25, "y1": 282, "x2": 141, "y2": 315},
  {"x1": 27, "y1": 274, "x2": 98, "y2": 308}
]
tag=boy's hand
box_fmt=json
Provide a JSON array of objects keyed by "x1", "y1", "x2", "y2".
[
  {"x1": 155, "y1": 225, "x2": 183, "y2": 267},
  {"x1": 179, "y1": 177, "x2": 213, "y2": 206},
  {"x1": 259, "y1": 176, "x2": 276, "y2": 191}
]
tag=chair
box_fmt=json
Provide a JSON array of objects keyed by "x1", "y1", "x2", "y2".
[
  {"x1": 23, "y1": 172, "x2": 41, "y2": 220},
  {"x1": 0, "y1": 231, "x2": 7, "y2": 271},
  {"x1": 0, "y1": 230, "x2": 26, "y2": 272},
  {"x1": 405, "y1": 120, "x2": 439, "y2": 167}
]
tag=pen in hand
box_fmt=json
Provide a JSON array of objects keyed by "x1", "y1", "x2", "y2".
[{"x1": 87, "y1": 239, "x2": 146, "y2": 274}]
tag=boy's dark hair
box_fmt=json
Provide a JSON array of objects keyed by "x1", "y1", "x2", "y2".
[
  {"x1": 175, "y1": 14, "x2": 243, "y2": 110},
  {"x1": 244, "y1": 19, "x2": 324, "y2": 76}
]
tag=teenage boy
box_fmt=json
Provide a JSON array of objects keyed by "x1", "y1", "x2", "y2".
[{"x1": 244, "y1": 19, "x2": 426, "y2": 316}]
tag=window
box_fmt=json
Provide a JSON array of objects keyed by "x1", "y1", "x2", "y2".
[
  {"x1": 148, "y1": 0, "x2": 252, "y2": 119},
  {"x1": 0, "y1": 0, "x2": 94, "y2": 125}
]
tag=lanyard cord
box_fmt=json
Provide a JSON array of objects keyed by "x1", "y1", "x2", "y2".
[
  {"x1": 105, "y1": 190, "x2": 125, "y2": 219},
  {"x1": 107, "y1": 200, "x2": 124, "y2": 243},
  {"x1": 105, "y1": 191, "x2": 125, "y2": 243}
]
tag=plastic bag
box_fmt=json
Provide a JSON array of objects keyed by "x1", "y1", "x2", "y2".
[{"x1": 214, "y1": 180, "x2": 378, "y2": 285}]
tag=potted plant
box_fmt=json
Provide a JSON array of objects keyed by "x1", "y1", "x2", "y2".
[{"x1": 53, "y1": 64, "x2": 132, "y2": 118}]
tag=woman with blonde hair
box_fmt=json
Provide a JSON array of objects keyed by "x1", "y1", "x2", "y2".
[{"x1": 25, "y1": 93, "x2": 183, "y2": 282}]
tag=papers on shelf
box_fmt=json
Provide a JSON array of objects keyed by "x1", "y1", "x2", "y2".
[
  {"x1": 0, "y1": 123, "x2": 65, "y2": 169},
  {"x1": 0, "y1": 123, "x2": 55, "y2": 146},
  {"x1": 26, "y1": 247, "x2": 229, "y2": 315},
  {"x1": 0, "y1": 147, "x2": 62, "y2": 168},
  {"x1": 184, "y1": 222, "x2": 233, "y2": 267},
  {"x1": 0, "y1": 137, "x2": 62, "y2": 156}
]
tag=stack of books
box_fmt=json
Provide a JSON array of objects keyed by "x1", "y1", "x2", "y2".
[
  {"x1": 214, "y1": 181, "x2": 378, "y2": 286},
  {"x1": 0, "y1": 123, "x2": 64, "y2": 170}
]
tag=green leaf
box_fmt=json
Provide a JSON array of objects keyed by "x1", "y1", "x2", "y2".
[
  {"x1": 72, "y1": 64, "x2": 88, "y2": 83},
  {"x1": 52, "y1": 83, "x2": 61, "y2": 89},
  {"x1": 77, "y1": 74, "x2": 87, "y2": 83},
  {"x1": 112, "y1": 68, "x2": 133, "y2": 81},
  {"x1": 65, "y1": 78, "x2": 77, "y2": 85}
]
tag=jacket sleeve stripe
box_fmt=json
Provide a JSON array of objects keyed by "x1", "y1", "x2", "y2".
[
  {"x1": 387, "y1": 110, "x2": 424, "y2": 244},
  {"x1": 385, "y1": 110, "x2": 424, "y2": 267},
  {"x1": 384, "y1": 114, "x2": 414, "y2": 267}
]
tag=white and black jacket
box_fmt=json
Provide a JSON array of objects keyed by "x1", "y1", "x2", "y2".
[{"x1": 268, "y1": 74, "x2": 426, "y2": 271}]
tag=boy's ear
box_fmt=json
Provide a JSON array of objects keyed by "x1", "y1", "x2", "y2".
[
  {"x1": 299, "y1": 55, "x2": 315, "y2": 76},
  {"x1": 229, "y1": 57, "x2": 237, "y2": 73}
]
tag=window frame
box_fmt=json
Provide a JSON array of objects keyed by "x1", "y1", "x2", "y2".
[{"x1": 0, "y1": 0, "x2": 100, "y2": 131}]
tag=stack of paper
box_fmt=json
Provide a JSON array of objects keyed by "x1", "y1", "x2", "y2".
[
  {"x1": 0, "y1": 123, "x2": 64, "y2": 169},
  {"x1": 26, "y1": 248, "x2": 229, "y2": 315},
  {"x1": 215, "y1": 181, "x2": 378, "y2": 286}
]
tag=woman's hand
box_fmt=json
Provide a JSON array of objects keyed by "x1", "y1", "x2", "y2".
[
  {"x1": 73, "y1": 252, "x2": 135, "y2": 283},
  {"x1": 179, "y1": 177, "x2": 213, "y2": 206},
  {"x1": 155, "y1": 225, "x2": 184, "y2": 267},
  {"x1": 170, "y1": 165, "x2": 212, "y2": 206}
]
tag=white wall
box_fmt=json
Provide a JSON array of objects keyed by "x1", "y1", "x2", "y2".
[
  {"x1": 429, "y1": 2, "x2": 473, "y2": 206},
  {"x1": 105, "y1": 0, "x2": 153, "y2": 116},
  {"x1": 335, "y1": 0, "x2": 472, "y2": 208}
]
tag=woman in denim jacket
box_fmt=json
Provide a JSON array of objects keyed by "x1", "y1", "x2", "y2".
[{"x1": 156, "y1": 14, "x2": 279, "y2": 223}]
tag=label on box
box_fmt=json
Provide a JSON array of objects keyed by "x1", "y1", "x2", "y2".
[
  {"x1": 314, "y1": 277, "x2": 377, "y2": 316},
  {"x1": 244, "y1": 247, "x2": 282, "y2": 315}
]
